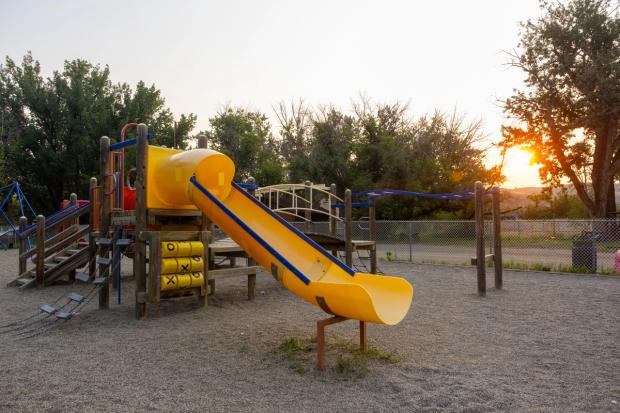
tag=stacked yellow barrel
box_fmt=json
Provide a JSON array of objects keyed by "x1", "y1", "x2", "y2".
[{"x1": 160, "y1": 241, "x2": 205, "y2": 291}]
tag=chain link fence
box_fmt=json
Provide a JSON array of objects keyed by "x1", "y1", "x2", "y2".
[{"x1": 293, "y1": 219, "x2": 620, "y2": 274}]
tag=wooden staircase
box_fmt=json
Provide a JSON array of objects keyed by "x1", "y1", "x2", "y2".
[
  {"x1": 9, "y1": 240, "x2": 90, "y2": 289},
  {"x1": 9, "y1": 197, "x2": 93, "y2": 289}
]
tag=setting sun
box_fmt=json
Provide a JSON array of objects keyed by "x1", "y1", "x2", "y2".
[{"x1": 502, "y1": 147, "x2": 541, "y2": 188}]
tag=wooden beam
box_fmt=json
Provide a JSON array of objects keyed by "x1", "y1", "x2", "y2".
[
  {"x1": 208, "y1": 266, "x2": 262, "y2": 280},
  {"x1": 147, "y1": 232, "x2": 161, "y2": 303},
  {"x1": 99, "y1": 136, "x2": 112, "y2": 309},
  {"x1": 345, "y1": 189, "x2": 353, "y2": 266},
  {"x1": 199, "y1": 230, "x2": 210, "y2": 306},
  {"x1": 18, "y1": 216, "x2": 27, "y2": 276},
  {"x1": 35, "y1": 215, "x2": 45, "y2": 288},
  {"x1": 135, "y1": 124, "x2": 148, "y2": 319},
  {"x1": 89, "y1": 177, "x2": 98, "y2": 278}
]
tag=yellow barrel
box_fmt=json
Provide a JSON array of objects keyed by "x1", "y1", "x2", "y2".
[
  {"x1": 161, "y1": 257, "x2": 204, "y2": 274},
  {"x1": 189, "y1": 256, "x2": 204, "y2": 272},
  {"x1": 161, "y1": 241, "x2": 204, "y2": 258},
  {"x1": 161, "y1": 274, "x2": 179, "y2": 291},
  {"x1": 160, "y1": 272, "x2": 204, "y2": 291},
  {"x1": 188, "y1": 241, "x2": 204, "y2": 256},
  {"x1": 176, "y1": 257, "x2": 192, "y2": 273},
  {"x1": 161, "y1": 258, "x2": 179, "y2": 274},
  {"x1": 177, "y1": 273, "x2": 192, "y2": 289}
]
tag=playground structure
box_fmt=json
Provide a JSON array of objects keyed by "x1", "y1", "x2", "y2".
[{"x1": 5, "y1": 123, "x2": 414, "y2": 368}]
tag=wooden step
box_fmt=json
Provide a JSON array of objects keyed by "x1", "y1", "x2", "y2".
[{"x1": 75, "y1": 273, "x2": 91, "y2": 283}]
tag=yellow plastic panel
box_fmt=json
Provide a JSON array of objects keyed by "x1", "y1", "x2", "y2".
[{"x1": 147, "y1": 146, "x2": 235, "y2": 209}]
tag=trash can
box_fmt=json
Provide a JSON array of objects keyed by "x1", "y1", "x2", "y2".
[{"x1": 572, "y1": 232, "x2": 597, "y2": 272}]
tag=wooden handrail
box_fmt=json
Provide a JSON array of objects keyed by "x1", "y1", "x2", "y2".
[
  {"x1": 20, "y1": 204, "x2": 90, "y2": 238},
  {"x1": 20, "y1": 224, "x2": 80, "y2": 260},
  {"x1": 42, "y1": 226, "x2": 89, "y2": 260}
]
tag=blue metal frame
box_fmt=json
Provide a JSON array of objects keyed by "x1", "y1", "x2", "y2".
[{"x1": 109, "y1": 132, "x2": 153, "y2": 151}]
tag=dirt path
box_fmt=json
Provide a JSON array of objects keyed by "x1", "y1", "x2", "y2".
[{"x1": 0, "y1": 249, "x2": 618, "y2": 412}]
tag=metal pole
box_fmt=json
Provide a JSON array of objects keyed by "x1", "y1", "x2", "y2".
[
  {"x1": 492, "y1": 187, "x2": 503, "y2": 290},
  {"x1": 408, "y1": 221, "x2": 413, "y2": 262},
  {"x1": 475, "y1": 181, "x2": 486, "y2": 296}
]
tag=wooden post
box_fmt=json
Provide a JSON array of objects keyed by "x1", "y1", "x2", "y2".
[
  {"x1": 68, "y1": 193, "x2": 78, "y2": 282},
  {"x1": 199, "y1": 230, "x2": 210, "y2": 306},
  {"x1": 88, "y1": 178, "x2": 98, "y2": 279},
  {"x1": 475, "y1": 181, "x2": 486, "y2": 296},
  {"x1": 369, "y1": 202, "x2": 377, "y2": 274},
  {"x1": 135, "y1": 124, "x2": 148, "y2": 319},
  {"x1": 304, "y1": 180, "x2": 312, "y2": 232},
  {"x1": 69, "y1": 193, "x2": 78, "y2": 223},
  {"x1": 99, "y1": 137, "x2": 111, "y2": 308},
  {"x1": 345, "y1": 189, "x2": 353, "y2": 267},
  {"x1": 492, "y1": 187, "x2": 503, "y2": 290},
  {"x1": 18, "y1": 216, "x2": 27, "y2": 275},
  {"x1": 147, "y1": 232, "x2": 161, "y2": 303},
  {"x1": 316, "y1": 316, "x2": 366, "y2": 371},
  {"x1": 359, "y1": 321, "x2": 367, "y2": 352},
  {"x1": 197, "y1": 135, "x2": 215, "y2": 297},
  {"x1": 247, "y1": 177, "x2": 257, "y2": 300},
  {"x1": 317, "y1": 316, "x2": 346, "y2": 370},
  {"x1": 330, "y1": 183, "x2": 338, "y2": 256},
  {"x1": 35, "y1": 215, "x2": 45, "y2": 288}
]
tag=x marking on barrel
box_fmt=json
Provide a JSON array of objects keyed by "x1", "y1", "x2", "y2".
[{"x1": 166, "y1": 276, "x2": 175, "y2": 285}]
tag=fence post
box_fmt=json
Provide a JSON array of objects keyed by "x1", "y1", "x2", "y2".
[
  {"x1": 408, "y1": 221, "x2": 413, "y2": 262},
  {"x1": 18, "y1": 216, "x2": 27, "y2": 275},
  {"x1": 345, "y1": 189, "x2": 353, "y2": 267},
  {"x1": 304, "y1": 180, "x2": 312, "y2": 232},
  {"x1": 475, "y1": 181, "x2": 486, "y2": 296},
  {"x1": 35, "y1": 214, "x2": 45, "y2": 288},
  {"x1": 492, "y1": 187, "x2": 503, "y2": 289},
  {"x1": 369, "y1": 201, "x2": 377, "y2": 274}
]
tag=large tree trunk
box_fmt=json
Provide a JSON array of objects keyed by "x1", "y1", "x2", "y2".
[{"x1": 608, "y1": 180, "x2": 617, "y2": 217}]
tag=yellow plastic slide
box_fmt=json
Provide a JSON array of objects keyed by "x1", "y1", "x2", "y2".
[{"x1": 147, "y1": 145, "x2": 413, "y2": 325}]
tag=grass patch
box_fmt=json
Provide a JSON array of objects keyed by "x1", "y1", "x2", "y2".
[
  {"x1": 502, "y1": 260, "x2": 618, "y2": 275},
  {"x1": 275, "y1": 336, "x2": 401, "y2": 377},
  {"x1": 331, "y1": 339, "x2": 401, "y2": 379},
  {"x1": 277, "y1": 337, "x2": 314, "y2": 374}
]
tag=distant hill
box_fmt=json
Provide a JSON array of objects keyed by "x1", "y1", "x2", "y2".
[{"x1": 501, "y1": 184, "x2": 620, "y2": 211}]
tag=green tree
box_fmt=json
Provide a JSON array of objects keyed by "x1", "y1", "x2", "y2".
[
  {"x1": 306, "y1": 107, "x2": 356, "y2": 191},
  {"x1": 501, "y1": 0, "x2": 620, "y2": 217},
  {"x1": 0, "y1": 53, "x2": 195, "y2": 213},
  {"x1": 206, "y1": 107, "x2": 283, "y2": 185}
]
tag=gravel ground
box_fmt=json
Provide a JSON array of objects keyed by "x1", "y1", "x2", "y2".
[{"x1": 0, "y1": 249, "x2": 619, "y2": 413}]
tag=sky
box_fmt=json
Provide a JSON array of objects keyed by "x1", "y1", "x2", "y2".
[{"x1": 1, "y1": 0, "x2": 544, "y2": 187}]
